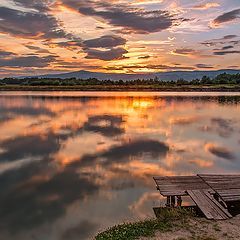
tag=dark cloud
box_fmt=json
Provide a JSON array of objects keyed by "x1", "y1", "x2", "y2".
[
  {"x1": 0, "y1": 50, "x2": 16, "y2": 58},
  {"x1": 53, "y1": 35, "x2": 128, "y2": 60},
  {"x1": 195, "y1": 64, "x2": 214, "y2": 69},
  {"x1": 213, "y1": 8, "x2": 240, "y2": 25},
  {"x1": 81, "y1": 35, "x2": 128, "y2": 60},
  {"x1": 78, "y1": 139, "x2": 169, "y2": 167},
  {"x1": 83, "y1": 115, "x2": 125, "y2": 137},
  {"x1": 51, "y1": 40, "x2": 83, "y2": 51},
  {"x1": 223, "y1": 35, "x2": 238, "y2": 39},
  {"x1": 24, "y1": 45, "x2": 52, "y2": 54},
  {"x1": 101, "y1": 139, "x2": 169, "y2": 162},
  {"x1": 83, "y1": 35, "x2": 126, "y2": 48},
  {"x1": 0, "y1": 7, "x2": 69, "y2": 39},
  {"x1": 211, "y1": 118, "x2": 235, "y2": 138},
  {"x1": 0, "y1": 105, "x2": 55, "y2": 118},
  {"x1": 0, "y1": 159, "x2": 99, "y2": 233},
  {"x1": 12, "y1": 0, "x2": 50, "y2": 11},
  {"x1": 173, "y1": 48, "x2": 196, "y2": 55},
  {"x1": 62, "y1": 0, "x2": 186, "y2": 34},
  {"x1": 201, "y1": 35, "x2": 239, "y2": 47},
  {"x1": 84, "y1": 47, "x2": 128, "y2": 61},
  {"x1": 138, "y1": 55, "x2": 151, "y2": 59},
  {"x1": 199, "y1": 117, "x2": 237, "y2": 138},
  {"x1": 0, "y1": 55, "x2": 56, "y2": 68},
  {"x1": 221, "y1": 45, "x2": 234, "y2": 50},
  {"x1": 0, "y1": 133, "x2": 63, "y2": 162},
  {"x1": 214, "y1": 50, "x2": 240, "y2": 55},
  {"x1": 206, "y1": 143, "x2": 235, "y2": 160},
  {"x1": 213, "y1": 45, "x2": 235, "y2": 51}
]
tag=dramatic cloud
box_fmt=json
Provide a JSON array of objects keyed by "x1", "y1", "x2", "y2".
[
  {"x1": 205, "y1": 143, "x2": 235, "y2": 160},
  {"x1": 0, "y1": 50, "x2": 16, "y2": 58},
  {"x1": 77, "y1": 139, "x2": 169, "y2": 167},
  {"x1": 83, "y1": 35, "x2": 126, "y2": 48},
  {"x1": 51, "y1": 40, "x2": 83, "y2": 51},
  {"x1": 220, "y1": 45, "x2": 234, "y2": 50},
  {"x1": 0, "y1": 55, "x2": 56, "y2": 68},
  {"x1": 214, "y1": 50, "x2": 240, "y2": 55},
  {"x1": 0, "y1": 0, "x2": 239, "y2": 76},
  {"x1": 0, "y1": 105, "x2": 55, "y2": 118},
  {"x1": 81, "y1": 35, "x2": 128, "y2": 60},
  {"x1": 0, "y1": 7, "x2": 69, "y2": 39},
  {"x1": 172, "y1": 48, "x2": 202, "y2": 57},
  {"x1": 100, "y1": 139, "x2": 169, "y2": 162},
  {"x1": 211, "y1": 118, "x2": 235, "y2": 138},
  {"x1": 195, "y1": 64, "x2": 214, "y2": 69},
  {"x1": 83, "y1": 114, "x2": 125, "y2": 137},
  {"x1": 84, "y1": 47, "x2": 128, "y2": 61},
  {"x1": 0, "y1": 133, "x2": 62, "y2": 162},
  {"x1": 24, "y1": 45, "x2": 52, "y2": 54},
  {"x1": 201, "y1": 35, "x2": 238, "y2": 46},
  {"x1": 138, "y1": 55, "x2": 151, "y2": 59},
  {"x1": 62, "y1": 0, "x2": 185, "y2": 34},
  {"x1": 223, "y1": 35, "x2": 238, "y2": 39},
  {"x1": 0, "y1": 159, "x2": 99, "y2": 232},
  {"x1": 213, "y1": 8, "x2": 240, "y2": 26}
]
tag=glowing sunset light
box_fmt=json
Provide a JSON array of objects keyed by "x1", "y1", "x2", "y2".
[{"x1": 0, "y1": 0, "x2": 239, "y2": 78}]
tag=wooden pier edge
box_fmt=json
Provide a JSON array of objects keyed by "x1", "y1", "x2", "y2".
[{"x1": 153, "y1": 174, "x2": 240, "y2": 220}]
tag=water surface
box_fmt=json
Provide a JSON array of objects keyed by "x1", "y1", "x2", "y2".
[{"x1": 0, "y1": 92, "x2": 240, "y2": 240}]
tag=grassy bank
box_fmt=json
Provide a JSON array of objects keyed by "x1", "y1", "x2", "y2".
[
  {"x1": 95, "y1": 208, "x2": 194, "y2": 240},
  {"x1": 0, "y1": 84, "x2": 240, "y2": 92},
  {"x1": 95, "y1": 208, "x2": 240, "y2": 240}
]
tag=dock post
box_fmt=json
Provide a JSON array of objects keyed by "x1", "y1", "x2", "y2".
[
  {"x1": 177, "y1": 196, "x2": 182, "y2": 207},
  {"x1": 171, "y1": 196, "x2": 176, "y2": 207},
  {"x1": 166, "y1": 196, "x2": 170, "y2": 207}
]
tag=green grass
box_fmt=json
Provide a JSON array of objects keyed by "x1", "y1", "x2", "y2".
[
  {"x1": 95, "y1": 208, "x2": 195, "y2": 240},
  {"x1": 95, "y1": 219, "x2": 171, "y2": 240}
]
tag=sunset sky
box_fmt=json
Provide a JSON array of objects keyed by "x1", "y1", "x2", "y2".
[{"x1": 0, "y1": 0, "x2": 240, "y2": 77}]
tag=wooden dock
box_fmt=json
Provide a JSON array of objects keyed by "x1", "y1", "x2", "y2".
[{"x1": 153, "y1": 174, "x2": 240, "y2": 220}]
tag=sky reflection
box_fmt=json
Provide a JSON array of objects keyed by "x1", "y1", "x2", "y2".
[{"x1": 0, "y1": 92, "x2": 240, "y2": 240}]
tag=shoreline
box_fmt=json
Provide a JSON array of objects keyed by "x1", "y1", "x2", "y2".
[
  {"x1": 0, "y1": 86, "x2": 240, "y2": 92},
  {"x1": 95, "y1": 214, "x2": 240, "y2": 240}
]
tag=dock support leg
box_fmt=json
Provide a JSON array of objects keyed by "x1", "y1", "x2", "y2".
[
  {"x1": 171, "y1": 196, "x2": 176, "y2": 207},
  {"x1": 166, "y1": 196, "x2": 170, "y2": 207},
  {"x1": 177, "y1": 196, "x2": 182, "y2": 207}
]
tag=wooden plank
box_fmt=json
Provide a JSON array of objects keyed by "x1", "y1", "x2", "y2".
[
  {"x1": 198, "y1": 174, "x2": 240, "y2": 202},
  {"x1": 187, "y1": 190, "x2": 231, "y2": 220},
  {"x1": 222, "y1": 197, "x2": 240, "y2": 202},
  {"x1": 153, "y1": 175, "x2": 212, "y2": 196},
  {"x1": 203, "y1": 190, "x2": 232, "y2": 218}
]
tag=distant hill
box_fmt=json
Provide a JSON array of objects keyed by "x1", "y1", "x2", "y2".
[{"x1": 24, "y1": 69, "x2": 240, "y2": 82}]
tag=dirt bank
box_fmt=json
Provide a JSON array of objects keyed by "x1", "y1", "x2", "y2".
[{"x1": 141, "y1": 215, "x2": 240, "y2": 240}]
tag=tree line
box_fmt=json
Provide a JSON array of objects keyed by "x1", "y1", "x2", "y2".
[{"x1": 1, "y1": 73, "x2": 240, "y2": 86}]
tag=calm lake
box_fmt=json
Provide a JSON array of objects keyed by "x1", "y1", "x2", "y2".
[{"x1": 0, "y1": 91, "x2": 240, "y2": 240}]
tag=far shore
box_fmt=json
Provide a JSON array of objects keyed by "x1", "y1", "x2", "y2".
[{"x1": 0, "y1": 85, "x2": 240, "y2": 92}]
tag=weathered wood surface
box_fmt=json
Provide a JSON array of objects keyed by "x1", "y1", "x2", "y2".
[
  {"x1": 198, "y1": 174, "x2": 240, "y2": 202},
  {"x1": 187, "y1": 189, "x2": 232, "y2": 220},
  {"x1": 153, "y1": 176, "x2": 212, "y2": 197}
]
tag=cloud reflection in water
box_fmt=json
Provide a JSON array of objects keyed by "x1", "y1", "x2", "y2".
[{"x1": 0, "y1": 93, "x2": 239, "y2": 240}]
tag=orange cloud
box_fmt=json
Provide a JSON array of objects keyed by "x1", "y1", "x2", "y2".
[{"x1": 193, "y1": 3, "x2": 220, "y2": 10}]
